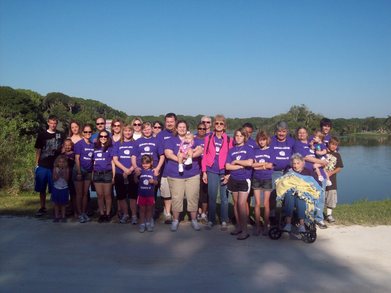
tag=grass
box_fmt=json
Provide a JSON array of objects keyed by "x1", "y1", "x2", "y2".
[{"x1": 1, "y1": 190, "x2": 391, "y2": 226}]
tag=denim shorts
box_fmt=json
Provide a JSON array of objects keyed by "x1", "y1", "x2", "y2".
[
  {"x1": 251, "y1": 178, "x2": 272, "y2": 191},
  {"x1": 73, "y1": 167, "x2": 92, "y2": 181},
  {"x1": 93, "y1": 170, "x2": 113, "y2": 183}
]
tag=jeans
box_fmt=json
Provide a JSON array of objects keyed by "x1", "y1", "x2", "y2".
[
  {"x1": 283, "y1": 190, "x2": 306, "y2": 219},
  {"x1": 314, "y1": 181, "x2": 326, "y2": 222},
  {"x1": 207, "y1": 172, "x2": 228, "y2": 224}
]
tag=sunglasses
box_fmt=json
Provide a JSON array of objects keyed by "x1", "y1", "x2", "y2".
[
  {"x1": 198, "y1": 128, "x2": 206, "y2": 130},
  {"x1": 113, "y1": 124, "x2": 121, "y2": 127},
  {"x1": 83, "y1": 131, "x2": 92, "y2": 134},
  {"x1": 215, "y1": 122, "x2": 224, "y2": 126},
  {"x1": 202, "y1": 121, "x2": 211, "y2": 124},
  {"x1": 154, "y1": 126, "x2": 162, "y2": 129},
  {"x1": 96, "y1": 122, "x2": 105, "y2": 126},
  {"x1": 133, "y1": 123, "x2": 141, "y2": 126},
  {"x1": 99, "y1": 135, "x2": 108, "y2": 138}
]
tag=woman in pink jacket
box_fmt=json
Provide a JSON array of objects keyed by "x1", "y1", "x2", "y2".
[{"x1": 202, "y1": 114, "x2": 233, "y2": 230}]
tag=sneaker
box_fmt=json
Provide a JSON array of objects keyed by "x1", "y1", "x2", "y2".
[
  {"x1": 146, "y1": 222, "x2": 153, "y2": 232},
  {"x1": 184, "y1": 157, "x2": 192, "y2": 165},
  {"x1": 82, "y1": 213, "x2": 90, "y2": 222},
  {"x1": 178, "y1": 164, "x2": 184, "y2": 173},
  {"x1": 79, "y1": 215, "x2": 87, "y2": 223},
  {"x1": 149, "y1": 218, "x2": 155, "y2": 228},
  {"x1": 326, "y1": 215, "x2": 336, "y2": 223},
  {"x1": 205, "y1": 221, "x2": 213, "y2": 230},
  {"x1": 326, "y1": 180, "x2": 333, "y2": 187},
  {"x1": 164, "y1": 213, "x2": 172, "y2": 224},
  {"x1": 53, "y1": 217, "x2": 60, "y2": 223},
  {"x1": 35, "y1": 207, "x2": 47, "y2": 217},
  {"x1": 139, "y1": 224, "x2": 146, "y2": 233},
  {"x1": 316, "y1": 220, "x2": 328, "y2": 229},
  {"x1": 282, "y1": 223, "x2": 292, "y2": 232},
  {"x1": 298, "y1": 224, "x2": 306, "y2": 233},
  {"x1": 191, "y1": 219, "x2": 201, "y2": 231},
  {"x1": 318, "y1": 175, "x2": 324, "y2": 182},
  {"x1": 200, "y1": 213, "x2": 208, "y2": 224},
  {"x1": 119, "y1": 214, "x2": 129, "y2": 224},
  {"x1": 131, "y1": 216, "x2": 138, "y2": 225},
  {"x1": 221, "y1": 221, "x2": 228, "y2": 231},
  {"x1": 170, "y1": 219, "x2": 179, "y2": 232}
]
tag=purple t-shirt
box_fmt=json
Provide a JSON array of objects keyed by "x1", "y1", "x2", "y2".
[
  {"x1": 315, "y1": 142, "x2": 327, "y2": 159},
  {"x1": 226, "y1": 144, "x2": 255, "y2": 180},
  {"x1": 207, "y1": 136, "x2": 225, "y2": 174},
  {"x1": 270, "y1": 136, "x2": 295, "y2": 171},
  {"x1": 93, "y1": 146, "x2": 114, "y2": 172},
  {"x1": 164, "y1": 136, "x2": 201, "y2": 179},
  {"x1": 253, "y1": 147, "x2": 274, "y2": 180},
  {"x1": 113, "y1": 140, "x2": 135, "y2": 174},
  {"x1": 247, "y1": 137, "x2": 258, "y2": 149},
  {"x1": 133, "y1": 136, "x2": 160, "y2": 168},
  {"x1": 157, "y1": 129, "x2": 175, "y2": 177},
  {"x1": 138, "y1": 169, "x2": 157, "y2": 197},
  {"x1": 293, "y1": 140, "x2": 315, "y2": 171},
  {"x1": 74, "y1": 139, "x2": 94, "y2": 172}
]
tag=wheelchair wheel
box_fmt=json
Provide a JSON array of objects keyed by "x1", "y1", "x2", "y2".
[
  {"x1": 302, "y1": 231, "x2": 317, "y2": 243},
  {"x1": 269, "y1": 227, "x2": 282, "y2": 240}
]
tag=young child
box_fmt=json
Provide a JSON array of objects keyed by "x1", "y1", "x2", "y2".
[
  {"x1": 178, "y1": 131, "x2": 194, "y2": 173},
  {"x1": 310, "y1": 130, "x2": 332, "y2": 186},
  {"x1": 324, "y1": 137, "x2": 344, "y2": 223},
  {"x1": 62, "y1": 139, "x2": 76, "y2": 217},
  {"x1": 51, "y1": 155, "x2": 70, "y2": 222},
  {"x1": 136, "y1": 155, "x2": 158, "y2": 232}
]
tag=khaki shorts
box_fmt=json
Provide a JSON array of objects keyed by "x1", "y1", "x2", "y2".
[
  {"x1": 159, "y1": 177, "x2": 171, "y2": 198},
  {"x1": 325, "y1": 189, "x2": 338, "y2": 209},
  {"x1": 168, "y1": 175, "x2": 200, "y2": 213}
]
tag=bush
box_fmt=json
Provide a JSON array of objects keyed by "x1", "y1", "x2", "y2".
[{"x1": 0, "y1": 117, "x2": 36, "y2": 194}]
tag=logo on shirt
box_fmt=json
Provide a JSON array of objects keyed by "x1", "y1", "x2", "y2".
[
  {"x1": 216, "y1": 146, "x2": 220, "y2": 152},
  {"x1": 143, "y1": 179, "x2": 149, "y2": 185},
  {"x1": 124, "y1": 150, "x2": 130, "y2": 155},
  {"x1": 97, "y1": 153, "x2": 103, "y2": 158},
  {"x1": 279, "y1": 151, "x2": 286, "y2": 156},
  {"x1": 236, "y1": 155, "x2": 242, "y2": 160},
  {"x1": 88, "y1": 152, "x2": 93, "y2": 157},
  {"x1": 144, "y1": 146, "x2": 150, "y2": 152},
  {"x1": 259, "y1": 159, "x2": 265, "y2": 163}
]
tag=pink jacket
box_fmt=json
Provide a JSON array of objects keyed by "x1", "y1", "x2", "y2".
[{"x1": 201, "y1": 132, "x2": 233, "y2": 172}]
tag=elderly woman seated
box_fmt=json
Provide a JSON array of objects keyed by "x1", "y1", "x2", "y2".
[{"x1": 275, "y1": 153, "x2": 322, "y2": 233}]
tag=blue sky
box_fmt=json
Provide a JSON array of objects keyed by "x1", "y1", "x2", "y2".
[{"x1": 1, "y1": 0, "x2": 390, "y2": 118}]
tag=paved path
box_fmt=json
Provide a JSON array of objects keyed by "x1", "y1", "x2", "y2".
[{"x1": 1, "y1": 217, "x2": 390, "y2": 292}]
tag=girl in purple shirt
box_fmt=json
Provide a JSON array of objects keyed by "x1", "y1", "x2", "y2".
[
  {"x1": 93, "y1": 130, "x2": 115, "y2": 223},
  {"x1": 226, "y1": 128, "x2": 255, "y2": 240}
]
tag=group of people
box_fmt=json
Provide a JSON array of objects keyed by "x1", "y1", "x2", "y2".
[{"x1": 34, "y1": 113, "x2": 343, "y2": 240}]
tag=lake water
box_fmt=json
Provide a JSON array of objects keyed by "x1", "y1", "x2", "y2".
[{"x1": 338, "y1": 136, "x2": 391, "y2": 203}]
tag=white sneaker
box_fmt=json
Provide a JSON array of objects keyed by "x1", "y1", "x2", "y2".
[
  {"x1": 139, "y1": 224, "x2": 146, "y2": 233},
  {"x1": 221, "y1": 221, "x2": 228, "y2": 231},
  {"x1": 131, "y1": 216, "x2": 138, "y2": 225},
  {"x1": 283, "y1": 223, "x2": 292, "y2": 232},
  {"x1": 184, "y1": 157, "x2": 192, "y2": 165},
  {"x1": 178, "y1": 164, "x2": 184, "y2": 173},
  {"x1": 79, "y1": 215, "x2": 86, "y2": 223},
  {"x1": 191, "y1": 219, "x2": 201, "y2": 231},
  {"x1": 119, "y1": 214, "x2": 129, "y2": 224},
  {"x1": 146, "y1": 222, "x2": 153, "y2": 232},
  {"x1": 200, "y1": 213, "x2": 208, "y2": 224},
  {"x1": 82, "y1": 213, "x2": 90, "y2": 222},
  {"x1": 205, "y1": 221, "x2": 213, "y2": 230},
  {"x1": 170, "y1": 220, "x2": 179, "y2": 232}
]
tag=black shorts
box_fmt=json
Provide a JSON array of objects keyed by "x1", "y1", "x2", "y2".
[
  {"x1": 114, "y1": 173, "x2": 138, "y2": 200},
  {"x1": 227, "y1": 177, "x2": 251, "y2": 193},
  {"x1": 199, "y1": 180, "x2": 208, "y2": 204},
  {"x1": 251, "y1": 178, "x2": 272, "y2": 190}
]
